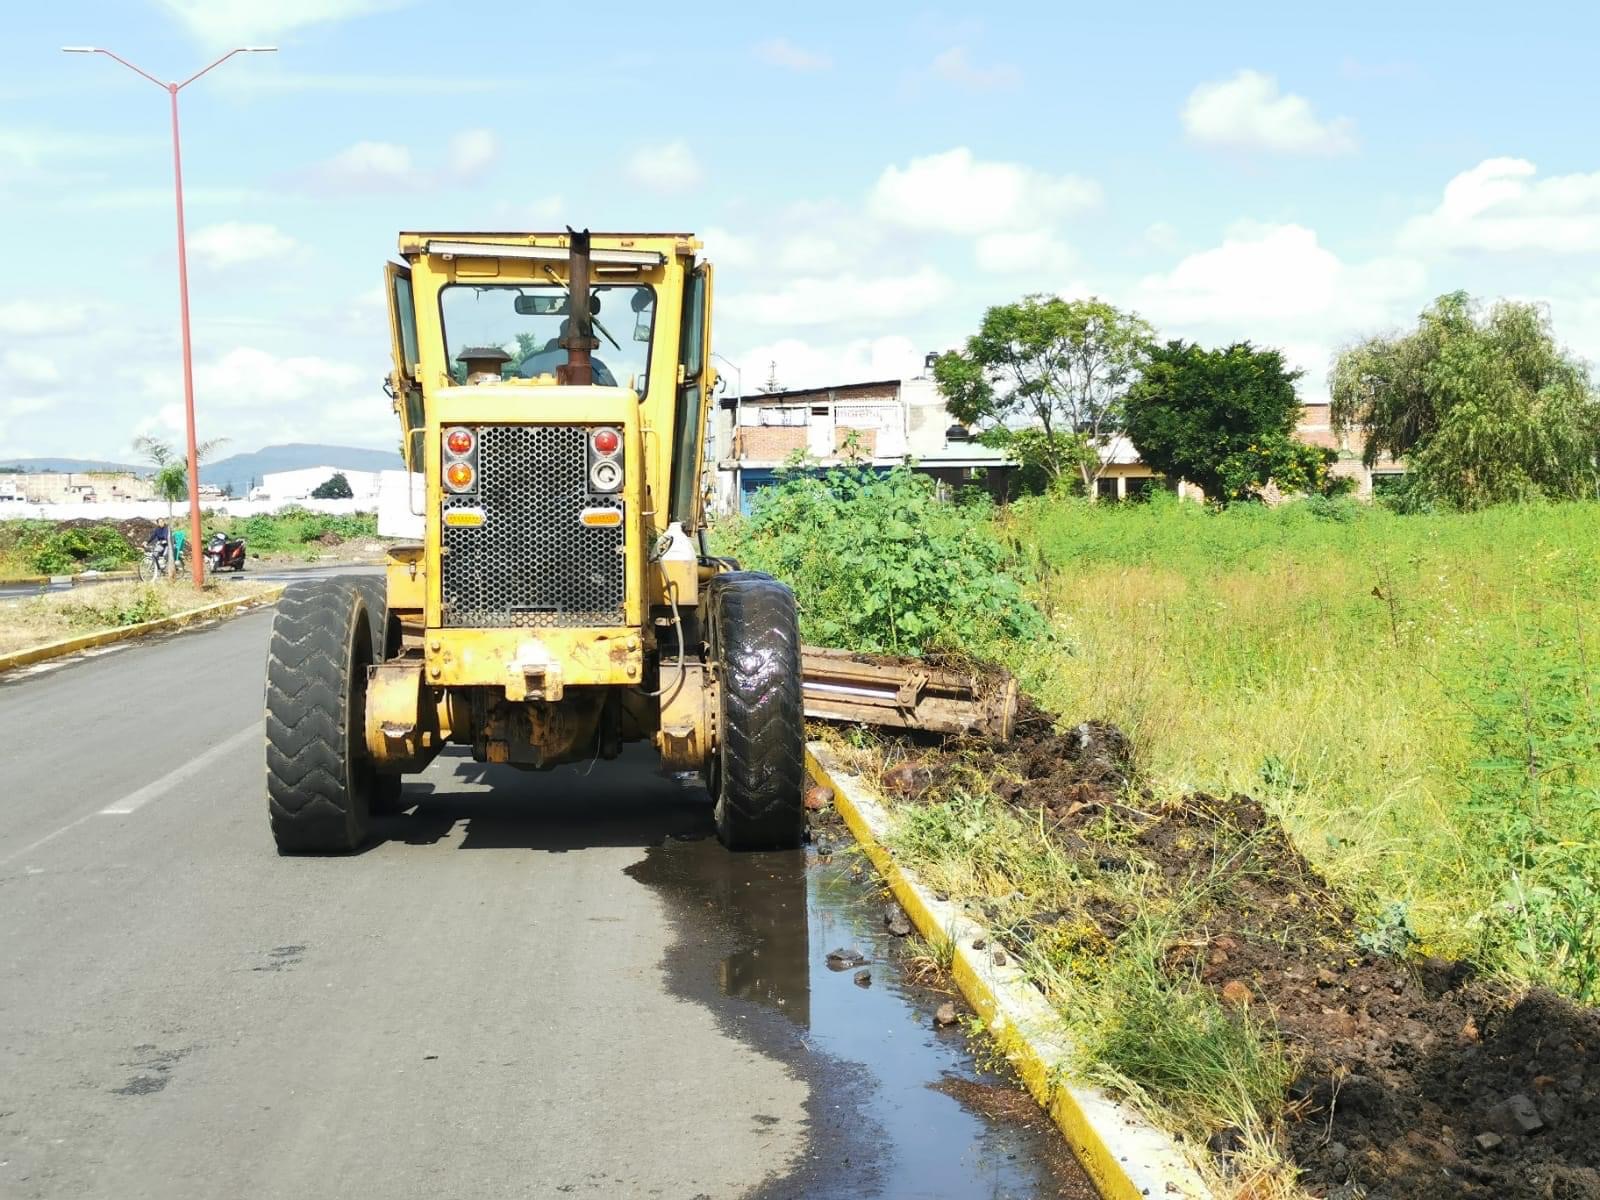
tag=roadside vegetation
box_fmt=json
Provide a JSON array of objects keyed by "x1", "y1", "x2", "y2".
[
  {"x1": 0, "y1": 578, "x2": 276, "y2": 656},
  {"x1": 726, "y1": 478, "x2": 1599, "y2": 1195},
  {"x1": 0, "y1": 509, "x2": 382, "y2": 578}
]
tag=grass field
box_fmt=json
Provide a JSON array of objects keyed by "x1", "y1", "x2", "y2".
[{"x1": 999, "y1": 494, "x2": 1600, "y2": 1002}]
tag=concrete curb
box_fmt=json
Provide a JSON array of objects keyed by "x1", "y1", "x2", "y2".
[
  {"x1": 0, "y1": 585, "x2": 285, "y2": 674},
  {"x1": 807, "y1": 743, "x2": 1214, "y2": 1200}
]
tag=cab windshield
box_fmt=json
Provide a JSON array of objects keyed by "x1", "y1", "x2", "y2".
[{"x1": 439, "y1": 283, "x2": 656, "y2": 393}]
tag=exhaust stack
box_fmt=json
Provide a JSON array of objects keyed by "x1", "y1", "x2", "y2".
[{"x1": 558, "y1": 226, "x2": 598, "y2": 386}]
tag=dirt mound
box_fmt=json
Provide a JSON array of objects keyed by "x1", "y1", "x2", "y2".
[{"x1": 880, "y1": 712, "x2": 1600, "y2": 1199}]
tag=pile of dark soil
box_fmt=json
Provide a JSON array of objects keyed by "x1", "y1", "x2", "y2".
[{"x1": 875, "y1": 708, "x2": 1600, "y2": 1200}]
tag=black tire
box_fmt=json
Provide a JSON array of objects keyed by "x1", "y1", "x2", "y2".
[
  {"x1": 709, "y1": 572, "x2": 806, "y2": 851},
  {"x1": 346, "y1": 574, "x2": 406, "y2": 815},
  {"x1": 264, "y1": 580, "x2": 376, "y2": 853}
]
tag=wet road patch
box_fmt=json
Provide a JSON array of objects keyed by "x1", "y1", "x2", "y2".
[{"x1": 629, "y1": 832, "x2": 1095, "y2": 1199}]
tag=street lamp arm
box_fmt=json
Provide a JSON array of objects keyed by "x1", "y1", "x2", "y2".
[
  {"x1": 178, "y1": 45, "x2": 275, "y2": 91},
  {"x1": 61, "y1": 46, "x2": 168, "y2": 88}
]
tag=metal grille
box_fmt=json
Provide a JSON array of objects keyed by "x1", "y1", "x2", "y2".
[{"x1": 440, "y1": 424, "x2": 625, "y2": 627}]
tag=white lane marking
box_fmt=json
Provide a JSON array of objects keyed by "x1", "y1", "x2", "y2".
[
  {"x1": 99, "y1": 724, "x2": 259, "y2": 815},
  {"x1": 0, "y1": 813, "x2": 99, "y2": 868}
]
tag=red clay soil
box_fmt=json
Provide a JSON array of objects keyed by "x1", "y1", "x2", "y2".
[{"x1": 881, "y1": 704, "x2": 1600, "y2": 1200}]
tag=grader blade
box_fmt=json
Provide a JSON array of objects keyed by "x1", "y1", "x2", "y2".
[{"x1": 799, "y1": 646, "x2": 1018, "y2": 743}]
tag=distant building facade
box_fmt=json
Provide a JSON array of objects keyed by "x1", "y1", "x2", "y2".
[
  {"x1": 1089, "y1": 405, "x2": 1405, "y2": 502},
  {"x1": 0, "y1": 471, "x2": 155, "y2": 503},
  {"x1": 712, "y1": 360, "x2": 1016, "y2": 515},
  {"x1": 254, "y1": 467, "x2": 382, "y2": 503}
]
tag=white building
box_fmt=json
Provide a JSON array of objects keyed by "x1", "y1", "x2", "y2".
[{"x1": 255, "y1": 467, "x2": 382, "y2": 504}]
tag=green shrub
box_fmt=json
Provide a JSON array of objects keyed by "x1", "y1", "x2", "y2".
[
  {"x1": 29, "y1": 525, "x2": 139, "y2": 574},
  {"x1": 725, "y1": 464, "x2": 1047, "y2": 655}
]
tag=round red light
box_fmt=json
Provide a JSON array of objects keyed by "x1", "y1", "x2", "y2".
[
  {"x1": 591, "y1": 428, "x2": 620, "y2": 456},
  {"x1": 445, "y1": 428, "x2": 474, "y2": 456}
]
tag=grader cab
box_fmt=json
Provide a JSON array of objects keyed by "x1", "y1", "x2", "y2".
[{"x1": 263, "y1": 229, "x2": 1012, "y2": 856}]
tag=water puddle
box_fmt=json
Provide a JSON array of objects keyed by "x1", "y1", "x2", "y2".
[{"x1": 630, "y1": 830, "x2": 1094, "y2": 1199}]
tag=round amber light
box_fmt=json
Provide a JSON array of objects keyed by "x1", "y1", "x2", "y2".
[
  {"x1": 445, "y1": 428, "x2": 474, "y2": 456},
  {"x1": 445, "y1": 462, "x2": 474, "y2": 490}
]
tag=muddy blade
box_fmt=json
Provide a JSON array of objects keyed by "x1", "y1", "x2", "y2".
[{"x1": 799, "y1": 646, "x2": 1018, "y2": 742}]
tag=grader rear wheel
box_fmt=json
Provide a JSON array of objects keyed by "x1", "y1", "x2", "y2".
[
  {"x1": 709, "y1": 572, "x2": 806, "y2": 851},
  {"x1": 264, "y1": 580, "x2": 378, "y2": 854}
]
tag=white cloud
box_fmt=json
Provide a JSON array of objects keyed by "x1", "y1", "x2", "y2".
[
  {"x1": 624, "y1": 141, "x2": 702, "y2": 194},
  {"x1": 311, "y1": 132, "x2": 499, "y2": 193},
  {"x1": 189, "y1": 222, "x2": 298, "y2": 269},
  {"x1": 929, "y1": 47, "x2": 1020, "y2": 92},
  {"x1": 703, "y1": 226, "x2": 760, "y2": 269},
  {"x1": 1182, "y1": 69, "x2": 1357, "y2": 156},
  {"x1": 1143, "y1": 221, "x2": 1180, "y2": 251},
  {"x1": 869, "y1": 147, "x2": 1100, "y2": 236},
  {"x1": 448, "y1": 129, "x2": 500, "y2": 176},
  {"x1": 974, "y1": 230, "x2": 1076, "y2": 275},
  {"x1": 0, "y1": 300, "x2": 92, "y2": 336},
  {"x1": 1133, "y1": 222, "x2": 1426, "y2": 398},
  {"x1": 154, "y1": 0, "x2": 413, "y2": 43},
  {"x1": 316, "y1": 140, "x2": 419, "y2": 190},
  {"x1": 4, "y1": 350, "x2": 62, "y2": 386},
  {"x1": 729, "y1": 335, "x2": 929, "y2": 394},
  {"x1": 723, "y1": 267, "x2": 954, "y2": 327},
  {"x1": 1399, "y1": 158, "x2": 1600, "y2": 254},
  {"x1": 754, "y1": 38, "x2": 831, "y2": 71}
]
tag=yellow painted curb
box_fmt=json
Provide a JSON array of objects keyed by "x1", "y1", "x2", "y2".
[
  {"x1": 0, "y1": 585, "x2": 286, "y2": 674},
  {"x1": 807, "y1": 743, "x2": 1214, "y2": 1200}
]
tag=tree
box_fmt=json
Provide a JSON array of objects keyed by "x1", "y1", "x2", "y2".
[
  {"x1": 1124, "y1": 340, "x2": 1339, "y2": 504},
  {"x1": 935, "y1": 295, "x2": 1155, "y2": 492},
  {"x1": 133, "y1": 434, "x2": 227, "y2": 578},
  {"x1": 312, "y1": 472, "x2": 354, "y2": 500},
  {"x1": 1331, "y1": 292, "x2": 1600, "y2": 508}
]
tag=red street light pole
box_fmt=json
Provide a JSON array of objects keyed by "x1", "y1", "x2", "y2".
[{"x1": 63, "y1": 45, "x2": 276, "y2": 586}]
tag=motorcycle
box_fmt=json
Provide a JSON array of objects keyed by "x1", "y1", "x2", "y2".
[{"x1": 204, "y1": 531, "x2": 247, "y2": 573}]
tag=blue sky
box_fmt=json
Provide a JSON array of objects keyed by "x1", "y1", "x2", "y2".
[{"x1": 4, "y1": 0, "x2": 1599, "y2": 459}]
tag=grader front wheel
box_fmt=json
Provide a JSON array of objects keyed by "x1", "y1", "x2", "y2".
[
  {"x1": 264, "y1": 580, "x2": 378, "y2": 854},
  {"x1": 709, "y1": 572, "x2": 806, "y2": 851}
]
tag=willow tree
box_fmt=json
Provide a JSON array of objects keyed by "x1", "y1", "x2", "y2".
[{"x1": 1331, "y1": 292, "x2": 1600, "y2": 508}]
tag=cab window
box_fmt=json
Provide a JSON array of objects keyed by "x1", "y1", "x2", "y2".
[{"x1": 439, "y1": 284, "x2": 656, "y2": 392}]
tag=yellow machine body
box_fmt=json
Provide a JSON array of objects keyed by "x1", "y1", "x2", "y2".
[{"x1": 371, "y1": 231, "x2": 716, "y2": 773}]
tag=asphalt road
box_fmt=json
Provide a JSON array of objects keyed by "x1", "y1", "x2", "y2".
[{"x1": 0, "y1": 608, "x2": 1090, "y2": 1200}]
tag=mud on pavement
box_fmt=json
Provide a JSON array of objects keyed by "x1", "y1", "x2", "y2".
[
  {"x1": 870, "y1": 702, "x2": 1600, "y2": 1200},
  {"x1": 626, "y1": 795, "x2": 1094, "y2": 1200}
]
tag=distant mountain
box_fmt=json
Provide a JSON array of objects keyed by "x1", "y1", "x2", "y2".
[
  {"x1": 202, "y1": 444, "x2": 404, "y2": 497},
  {"x1": 1, "y1": 457, "x2": 145, "y2": 474},
  {"x1": 2, "y1": 444, "x2": 404, "y2": 499}
]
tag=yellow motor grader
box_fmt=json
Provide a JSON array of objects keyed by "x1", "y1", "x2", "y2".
[{"x1": 263, "y1": 230, "x2": 1012, "y2": 854}]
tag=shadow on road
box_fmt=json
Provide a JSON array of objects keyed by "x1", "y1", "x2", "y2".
[{"x1": 368, "y1": 745, "x2": 715, "y2": 853}]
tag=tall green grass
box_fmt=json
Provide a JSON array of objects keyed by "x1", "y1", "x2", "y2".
[{"x1": 1005, "y1": 494, "x2": 1600, "y2": 1000}]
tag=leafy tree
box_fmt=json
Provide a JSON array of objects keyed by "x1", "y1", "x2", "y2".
[
  {"x1": 133, "y1": 434, "x2": 227, "y2": 577},
  {"x1": 935, "y1": 295, "x2": 1155, "y2": 492},
  {"x1": 312, "y1": 472, "x2": 354, "y2": 499},
  {"x1": 1124, "y1": 340, "x2": 1340, "y2": 504},
  {"x1": 1331, "y1": 292, "x2": 1599, "y2": 509}
]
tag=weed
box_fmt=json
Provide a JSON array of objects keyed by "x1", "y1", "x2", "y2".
[{"x1": 719, "y1": 464, "x2": 1046, "y2": 656}]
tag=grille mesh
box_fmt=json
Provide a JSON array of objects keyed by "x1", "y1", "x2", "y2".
[{"x1": 440, "y1": 424, "x2": 624, "y2": 628}]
